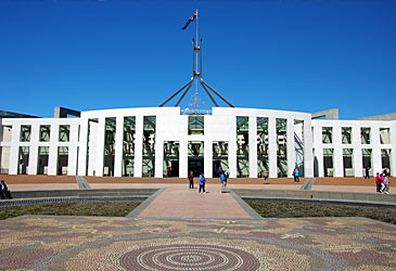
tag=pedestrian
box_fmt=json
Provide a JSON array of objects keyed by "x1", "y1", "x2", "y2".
[
  {"x1": 379, "y1": 173, "x2": 385, "y2": 193},
  {"x1": 375, "y1": 173, "x2": 381, "y2": 193},
  {"x1": 220, "y1": 170, "x2": 228, "y2": 193},
  {"x1": 188, "y1": 170, "x2": 194, "y2": 189},
  {"x1": 0, "y1": 180, "x2": 12, "y2": 199},
  {"x1": 263, "y1": 170, "x2": 269, "y2": 184},
  {"x1": 198, "y1": 173, "x2": 206, "y2": 193},
  {"x1": 365, "y1": 167, "x2": 370, "y2": 179},
  {"x1": 293, "y1": 165, "x2": 300, "y2": 183},
  {"x1": 383, "y1": 173, "x2": 390, "y2": 194}
]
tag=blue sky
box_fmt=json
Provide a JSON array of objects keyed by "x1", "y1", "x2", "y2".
[{"x1": 0, "y1": 0, "x2": 395, "y2": 119}]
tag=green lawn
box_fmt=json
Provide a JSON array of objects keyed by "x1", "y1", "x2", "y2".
[
  {"x1": 0, "y1": 201, "x2": 141, "y2": 220},
  {"x1": 245, "y1": 200, "x2": 396, "y2": 224}
]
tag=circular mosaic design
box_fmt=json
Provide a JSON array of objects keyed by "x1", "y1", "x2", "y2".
[{"x1": 120, "y1": 244, "x2": 261, "y2": 271}]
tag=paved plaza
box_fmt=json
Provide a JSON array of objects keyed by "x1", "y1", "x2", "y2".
[{"x1": 1, "y1": 215, "x2": 395, "y2": 270}]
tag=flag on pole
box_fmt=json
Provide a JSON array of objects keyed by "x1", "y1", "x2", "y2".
[{"x1": 181, "y1": 11, "x2": 197, "y2": 30}]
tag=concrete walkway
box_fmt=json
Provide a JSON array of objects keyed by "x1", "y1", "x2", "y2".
[{"x1": 136, "y1": 184, "x2": 254, "y2": 219}]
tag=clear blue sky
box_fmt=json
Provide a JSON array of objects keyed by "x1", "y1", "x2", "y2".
[{"x1": 1, "y1": 0, "x2": 395, "y2": 119}]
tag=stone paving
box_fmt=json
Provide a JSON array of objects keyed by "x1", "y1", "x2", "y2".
[
  {"x1": 1, "y1": 182, "x2": 395, "y2": 270},
  {"x1": 0, "y1": 215, "x2": 395, "y2": 270}
]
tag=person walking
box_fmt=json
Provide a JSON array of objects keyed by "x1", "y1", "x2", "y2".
[
  {"x1": 293, "y1": 166, "x2": 300, "y2": 183},
  {"x1": 220, "y1": 171, "x2": 228, "y2": 193},
  {"x1": 198, "y1": 174, "x2": 206, "y2": 194},
  {"x1": 188, "y1": 170, "x2": 194, "y2": 189},
  {"x1": 383, "y1": 174, "x2": 390, "y2": 194},
  {"x1": 375, "y1": 173, "x2": 381, "y2": 193}
]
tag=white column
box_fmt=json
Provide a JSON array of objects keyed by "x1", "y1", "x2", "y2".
[
  {"x1": 287, "y1": 118, "x2": 295, "y2": 177},
  {"x1": 303, "y1": 119, "x2": 314, "y2": 178},
  {"x1": 77, "y1": 119, "x2": 88, "y2": 176},
  {"x1": 67, "y1": 124, "x2": 79, "y2": 176},
  {"x1": 28, "y1": 123, "x2": 39, "y2": 175},
  {"x1": 8, "y1": 124, "x2": 20, "y2": 175},
  {"x1": 48, "y1": 124, "x2": 59, "y2": 176},
  {"x1": 268, "y1": 117, "x2": 277, "y2": 178},
  {"x1": 155, "y1": 139, "x2": 164, "y2": 178},
  {"x1": 204, "y1": 140, "x2": 212, "y2": 178},
  {"x1": 391, "y1": 122, "x2": 396, "y2": 176},
  {"x1": 333, "y1": 126, "x2": 343, "y2": 177},
  {"x1": 95, "y1": 118, "x2": 105, "y2": 177},
  {"x1": 352, "y1": 125, "x2": 363, "y2": 177},
  {"x1": 114, "y1": 116, "x2": 124, "y2": 177},
  {"x1": 179, "y1": 140, "x2": 188, "y2": 178},
  {"x1": 134, "y1": 115, "x2": 143, "y2": 177},
  {"x1": 249, "y1": 116, "x2": 257, "y2": 178},
  {"x1": 371, "y1": 127, "x2": 381, "y2": 175},
  {"x1": 228, "y1": 116, "x2": 237, "y2": 178}
]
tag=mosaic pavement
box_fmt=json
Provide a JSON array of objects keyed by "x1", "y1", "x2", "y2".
[{"x1": 0, "y1": 215, "x2": 395, "y2": 270}]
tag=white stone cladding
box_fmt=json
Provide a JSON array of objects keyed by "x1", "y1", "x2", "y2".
[{"x1": 0, "y1": 107, "x2": 395, "y2": 178}]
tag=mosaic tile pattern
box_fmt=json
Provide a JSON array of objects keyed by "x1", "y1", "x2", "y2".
[{"x1": 0, "y1": 216, "x2": 395, "y2": 270}]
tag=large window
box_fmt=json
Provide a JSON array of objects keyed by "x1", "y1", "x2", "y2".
[
  {"x1": 18, "y1": 146, "x2": 29, "y2": 174},
  {"x1": 188, "y1": 141, "x2": 204, "y2": 177},
  {"x1": 57, "y1": 146, "x2": 69, "y2": 175},
  {"x1": 188, "y1": 116, "x2": 204, "y2": 135},
  {"x1": 104, "y1": 118, "x2": 116, "y2": 176},
  {"x1": 20, "y1": 125, "x2": 31, "y2": 142},
  {"x1": 343, "y1": 148, "x2": 353, "y2": 177},
  {"x1": 37, "y1": 146, "x2": 49, "y2": 175},
  {"x1": 236, "y1": 116, "x2": 249, "y2": 178},
  {"x1": 39, "y1": 125, "x2": 50, "y2": 142},
  {"x1": 164, "y1": 141, "x2": 179, "y2": 177},
  {"x1": 341, "y1": 127, "x2": 352, "y2": 144},
  {"x1": 276, "y1": 118, "x2": 287, "y2": 177},
  {"x1": 380, "y1": 128, "x2": 390, "y2": 144},
  {"x1": 123, "y1": 116, "x2": 136, "y2": 177},
  {"x1": 322, "y1": 127, "x2": 333, "y2": 144},
  {"x1": 59, "y1": 125, "x2": 70, "y2": 142},
  {"x1": 213, "y1": 141, "x2": 228, "y2": 177},
  {"x1": 361, "y1": 128, "x2": 371, "y2": 144},
  {"x1": 257, "y1": 117, "x2": 268, "y2": 178},
  {"x1": 142, "y1": 116, "x2": 156, "y2": 177},
  {"x1": 323, "y1": 148, "x2": 334, "y2": 177},
  {"x1": 294, "y1": 120, "x2": 305, "y2": 177},
  {"x1": 362, "y1": 149, "x2": 372, "y2": 176}
]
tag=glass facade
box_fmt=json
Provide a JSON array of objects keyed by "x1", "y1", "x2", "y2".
[
  {"x1": 341, "y1": 127, "x2": 352, "y2": 144},
  {"x1": 213, "y1": 141, "x2": 228, "y2": 177},
  {"x1": 188, "y1": 116, "x2": 204, "y2": 135},
  {"x1": 142, "y1": 116, "x2": 156, "y2": 177},
  {"x1": 20, "y1": 125, "x2": 31, "y2": 142},
  {"x1": 104, "y1": 118, "x2": 116, "y2": 176},
  {"x1": 276, "y1": 118, "x2": 287, "y2": 177},
  {"x1": 322, "y1": 127, "x2": 333, "y2": 144},
  {"x1": 18, "y1": 146, "x2": 29, "y2": 174},
  {"x1": 236, "y1": 116, "x2": 249, "y2": 178},
  {"x1": 59, "y1": 125, "x2": 70, "y2": 142},
  {"x1": 188, "y1": 141, "x2": 204, "y2": 177},
  {"x1": 123, "y1": 116, "x2": 136, "y2": 177},
  {"x1": 361, "y1": 128, "x2": 371, "y2": 144},
  {"x1": 343, "y1": 148, "x2": 353, "y2": 177},
  {"x1": 57, "y1": 146, "x2": 69, "y2": 175},
  {"x1": 39, "y1": 125, "x2": 50, "y2": 142},
  {"x1": 163, "y1": 141, "x2": 179, "y2": 177},
  {"x1": 323, "y1": 148, "x2": 334, "y2": 177},
  {"x1": 294, "y1": 120, "x2": 305, "y2": 177},
  {"x1": 37, "y1": 146, "x2": 49, "y2": 175},
  {"x1": 257, "y1": 117, "x2": 268, "y2": 178}
]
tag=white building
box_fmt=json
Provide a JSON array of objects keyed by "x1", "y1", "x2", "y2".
[{"x1": 0, "y1": 107, "x2": 395, "y2": 178}]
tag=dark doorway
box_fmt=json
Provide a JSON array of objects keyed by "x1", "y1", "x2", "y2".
[{"x1": 188, "y1": 158, "x2": 204, "y2": 177}]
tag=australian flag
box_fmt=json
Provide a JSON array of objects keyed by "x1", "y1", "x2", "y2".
[{"x1": 181, "y1": 11, "x2": 197, "y2": 30}]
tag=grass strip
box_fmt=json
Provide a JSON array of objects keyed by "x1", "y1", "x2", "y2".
[
  {"x1": 245, "y1": 200, "x2": 396, "y2": 224},
  {"x1": 0, "y1": 201, "x2": 141, "y2": 220}
]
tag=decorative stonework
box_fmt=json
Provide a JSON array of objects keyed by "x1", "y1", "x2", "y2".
[{"x1": 120, "y1": 244, "x2": 260, "y2": 271}]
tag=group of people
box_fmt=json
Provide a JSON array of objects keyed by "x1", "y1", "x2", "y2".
[
  {"x1": 188, "y1": 167, "x2": 230, "y2": 194},
  {"x1": 375, "y1": 171, "x2": 390, "y2": 194},
  {"x1": 0, "y1": 180, "x2": 12, "y2": 199}
]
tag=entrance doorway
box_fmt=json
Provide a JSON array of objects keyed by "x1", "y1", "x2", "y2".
[{"x1": 188, "y1": 141, "x2": 204, "y2": 177}]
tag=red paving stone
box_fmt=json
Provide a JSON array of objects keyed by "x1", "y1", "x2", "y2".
[{"x1": 137, "y1": 184, "x2": 253, "y2": 219}]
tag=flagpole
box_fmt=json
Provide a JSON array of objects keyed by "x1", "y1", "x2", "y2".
[{"x1": 195, "y1": 9, "x2": 199, "y2": 95}]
